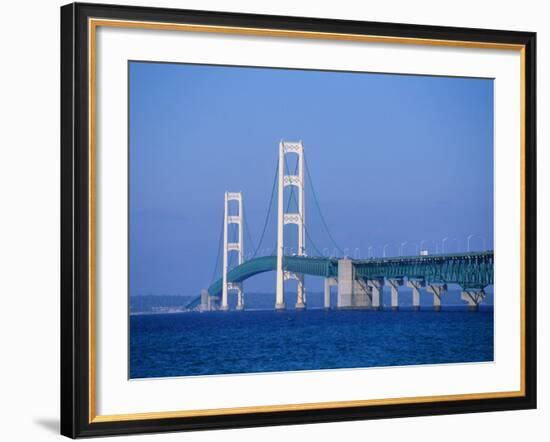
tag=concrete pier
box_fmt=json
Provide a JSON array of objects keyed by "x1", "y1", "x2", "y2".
[
  {"x1": 367, "y1": 278, "x2": 384, "y2": 310},
  {"x1": 461, "y1": 289, "x2": 485, "y2": 311},
  {"x1": 295, "y1": 275, "x2": 306, "y2": 310},
  {"x1": 387, "y1": 279, "x2": 403, "y2": 311},
  {"x1": 236, "y1": 287, "x2": 244, "y2": 311},
  {"x1": 353, "y1": 279, "x2": 371, "y2": 308},
  {"x1": 407, "y1": 278, "x2": 425, "y2": 311},
  {"x1": 324, "y1": 277, "x2": 337, "y2": 310},
  {"x1": 204, "y1": 294, "x2": 219, "y2": 311},
  {"x1": 427, "y1": 283, "x2": 447, "y2": 311},
  {"x1": 324, "y1": 278, "x2": 330, "y2": 309},
  {"x1": 337, "y1": 259, "x2": 354, "y2": 308},
  {"x1": 337, "y1": 259, "x2": 370, "y2": 309},
  {"x1": 200, "y1": 289, "x2": 209, "y2": 312}
]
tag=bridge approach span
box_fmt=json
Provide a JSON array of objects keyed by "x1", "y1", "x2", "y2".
[{"x1": 204, "y1": 251, "x2": 493, "y2": 297}]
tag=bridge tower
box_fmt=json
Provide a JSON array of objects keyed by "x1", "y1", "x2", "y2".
[
  {"x1": 221, "y1": 191, "x2": 244, "y2": 311},
  {"x1": 276, "y1": 141, "x2": 306, "y2": 310}
]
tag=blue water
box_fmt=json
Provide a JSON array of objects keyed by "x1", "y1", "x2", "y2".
[{"x1": 130, "y1": 308, "x2": 493, "y2": 379}]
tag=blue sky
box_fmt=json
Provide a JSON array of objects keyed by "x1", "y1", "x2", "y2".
[{"x1": 129, "y1": 61, "x2": 493, "y2": 296}]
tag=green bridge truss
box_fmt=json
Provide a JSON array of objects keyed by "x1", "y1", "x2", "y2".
[
  {"x1": 352, "y1": 251, "x2": 493, "y2": 289},
  {"x1": 187, "y1": 251, "x2": 493, "y2": 309}
]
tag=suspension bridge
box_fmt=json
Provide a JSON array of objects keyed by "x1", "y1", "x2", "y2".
[{"x1": 187, "y1": 141, "x2": 493, "y2": 312}]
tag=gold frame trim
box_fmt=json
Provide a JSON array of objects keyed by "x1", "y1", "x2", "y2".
[{"x1": 88, "y1": 18, "x2": 527, "y2": 424}]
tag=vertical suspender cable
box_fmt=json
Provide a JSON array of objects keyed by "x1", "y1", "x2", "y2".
[
  {"x1": 251, "y1": 157, "x2": 279, "y2": 258},
  {"x1": 209, "y1": 211, "x2": 225, "y2": 284},
  {"x1": 304, "y1": 155, "x2": 344, "y2": 256}
]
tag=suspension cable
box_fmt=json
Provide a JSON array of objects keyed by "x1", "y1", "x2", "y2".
[
  {"x1": 285, "y1": 181, "x2": 324, "y2": 257},
  {"x1": 209, "y1": 211, "x2": 225, "y2": 284},
  {"x1": 265, "y1": 155, "x2": 294, "y2": 257},
  {"x1": 304, "y1": 155, "x2": 344, "y2": 255},
  {"x1": 281, "y1": 151, "x2": 325, "y2": 257},
  {"x1": 242, "y1": 200, "x2": 257, "y2": 258},
  {"x1": 251, "y1": 157, "x2": 279, "y2": 258}
]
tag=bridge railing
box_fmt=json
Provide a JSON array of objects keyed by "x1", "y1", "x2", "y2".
[
  {"x1": 203, "y1": 251, "x2": 493, "y2": 298},
  {"x1": 354, "y1": 252, "x2": 493, "y2": 288}
]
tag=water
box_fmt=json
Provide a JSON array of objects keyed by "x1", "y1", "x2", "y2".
[{"x1": 130, "y1": 307, "x2": 493, "y2": 379}]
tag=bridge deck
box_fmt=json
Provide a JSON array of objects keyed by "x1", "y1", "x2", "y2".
[{"x1": 204, "y1": 251, "x2": 493, "y2": 297}]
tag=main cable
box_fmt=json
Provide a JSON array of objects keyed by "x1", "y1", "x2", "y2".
[
  {"x1": 304, "y1": 155, "x2": 344, "y2": 256},
  {"x1": 209, "y1": 211, "x2": 225, "y2": 284},
  {"x1": 242, "y1": 200, "x2": 257, "y2": 258},
  {"x1": 251, "y1": 157, "x2": 279, "y2": 258}
]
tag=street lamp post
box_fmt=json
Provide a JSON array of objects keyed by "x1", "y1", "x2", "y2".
[{"x1": 467, "y1": 234, "x2": 487, "y2": 252}]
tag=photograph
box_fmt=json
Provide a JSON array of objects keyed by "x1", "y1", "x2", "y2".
[
  {"x1": 0, "y1": 0, "x2": 543, "y2": 439},
  {"x1": 128, "y1": 61, "x2": 495, "y2": 379},
  {"x1": 57, "y1": 2, "x2": 537, "y2": 437}
]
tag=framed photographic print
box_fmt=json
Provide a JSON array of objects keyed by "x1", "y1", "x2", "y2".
[{"x1": 60, "y1": 2, "x2": 537, "y2": 438}]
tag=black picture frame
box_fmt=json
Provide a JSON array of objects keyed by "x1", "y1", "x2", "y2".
[{"x1": 61, "y1": 2, "x2": 537, "y2": 438}]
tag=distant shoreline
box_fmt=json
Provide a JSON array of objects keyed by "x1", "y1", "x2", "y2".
[{"x1": 130, "y1": 305, "x2": 494, "y2": 316}]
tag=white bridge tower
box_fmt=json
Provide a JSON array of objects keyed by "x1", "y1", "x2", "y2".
[
  {"x1": 221, "y1": 191, "x2": 244, "y2": 311},
  {"x1": 276, "y1": 141, "x2": 306, "y2": 310}
]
